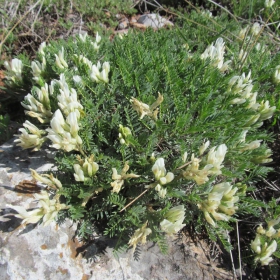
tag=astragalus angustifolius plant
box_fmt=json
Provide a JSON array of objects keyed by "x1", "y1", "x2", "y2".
[{"x1": 4, "y1": 22, "x2": 280, "y2": 266}]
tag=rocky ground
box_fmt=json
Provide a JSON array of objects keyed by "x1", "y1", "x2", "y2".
[{"x1": 0, "y1": 138, "x2": 233, "y2": 280}]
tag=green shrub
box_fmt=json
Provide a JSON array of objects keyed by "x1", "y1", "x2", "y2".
[{"x1": 4, "y1": 11, "x2": 280, "y2": 268}]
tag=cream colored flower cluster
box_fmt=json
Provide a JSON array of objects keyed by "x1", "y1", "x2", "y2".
[
  {"x1": 78, "y1": 32, "x2": 101, "y2": 50},
  {"x1": 238, "y1": 23, "x2": 262, "y2": 41},
  {"x1": 160, "y1": 205, "x2": 186, "y2": 235},
  {"x1": 4, "y1": 58, "x2": 23, "y2": 84},
  {"x1": 251, "y1": 235, "x2": 277, "y2": 266},
  {"x1": 265, "y1": 0, "x2": 275, "y2": 8},
  {"x1": 146, "y1": 158, "x2": 174, "y2": 198},
  {"x1": 118, "y1": 124, "x2": 132, "y2": 145},
  {"x1": 21, "y1": 83, "x2": 53, "y2": 123},
  {"x1": 128, "y1": 205, "x2": 185, "y2": 251},
  {"x1": 74, "y1": 155, "x2": 99, "y2": 182},
  {"x1": 14, "y1": 35, "x2": 112, "y2": 153},
  {"x1": 46, "y1": 109, "x2": 82, "y2": 152},
  {"x1": 32, "y1": 42, "x2": 47, "y2": 84},
  {"x1": 198, "y1": 182, "x2": 239, "y2": 227},
  {"x1": 228, "y1": 71, "x2": 275, "y2": 127},
  {"x1": 238, "y1": 130, "x2": 272, "y2": 163},
  {"x1": 257, "y1": 218, "x2": 280, "y2": 239},
  {"x1": 7, "y1": 170, "x2": 67, "y2": 226},
  {"x1": 56, "y1": 74, "x2": 84, "y2": 118},
  {"x1": 130, "y1": 92, "x2": 163, "y2": 120},
  {"x1": 74, "y1": 54, "x2": 110, "y2": 83},
  {"x1": 7, "y1": 191, "x2": 61, "y2": 226},
  {"x1": 273, "y1": 66, "x2": 280, "y2": 84},
  {"x1": 14, "y1": 120, "x2": 47, "y2": 151},
  {"x1": 182, "y1": 143, "x2": 227, "y2": 185},
  {"x1": 111, "y1": 162, "x2": 140, "y2": 193},
  {"x1": 200, "y1": 37, "x2": 231, "y2": 72},
  {"x1": 128, "y1": 221, "x2": 152, "y2": 252}
]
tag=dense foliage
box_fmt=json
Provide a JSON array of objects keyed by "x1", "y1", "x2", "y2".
[{"x1": 3, "y1": 8, "x2": 280, "y2": 274}]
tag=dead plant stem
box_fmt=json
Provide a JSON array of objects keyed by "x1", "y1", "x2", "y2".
[
  {"x1": 120, "y1": 189, "x2": 148, "y2": 212},
  {"x1": 0, "y1": 0, "x2": 43, "y2": 55},
  {"x1": 236, "y1": 221, "x2": 242, "y2": 280}
]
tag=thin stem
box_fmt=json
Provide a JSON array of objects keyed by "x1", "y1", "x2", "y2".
[
  {"x1": 176, "y1": 160, "x2": 192, "y2": 170},
  {"x1": 120, "y1": 189, "x2": 148, "y2": 212},
  {"x1": 207, "y1": 0, "x2": 238, "y2": 23},
  {"x1": 236, "y1": 221, "x2": 242, "y2": 280},
  {"x1": 226, "y1": 230, "x2": 238, "y2": 280},
  {"x1": 78, "y1": 145, "x2": 87, "y2": 157}
]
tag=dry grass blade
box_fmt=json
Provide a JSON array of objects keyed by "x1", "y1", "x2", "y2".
[
  {"x1": 236, "y1": 221, "x2": 242, "y2": 280},
  {"x1": 0, "y1": 0, "x2": 43, "y2": 55}
]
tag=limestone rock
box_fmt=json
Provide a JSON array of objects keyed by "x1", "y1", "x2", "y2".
[{"x1": 137, "y1": 14, "x2": 174, "y2": 29}]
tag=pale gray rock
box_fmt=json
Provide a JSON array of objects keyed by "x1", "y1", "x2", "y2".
[
  {"x1": 0, "y1": 138, "x2": 230, "y2": 280},
  {"x1": 137, "y1": 14, "x2": 174, "y2": 29},
  {"x1": 118, "y1": 18, "x2": 129, "y2": 30}
]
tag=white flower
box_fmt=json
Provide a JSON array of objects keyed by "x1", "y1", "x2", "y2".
[
  {"x1": 228, "y1": 71, "x2": 275, "y2": 126},
  {"x1": 21, "y1": 84, "x2": 53, "y2": 123},
  {"x1": 256, "y1": 218, "x2": 280, "y2": 239},
  {"x1": 74, "y1": 164, "x2": 85, "y2": 181},
  {"x1": 75, "y1": 54, "x2": 93, "y2": 68},
  {"x1": 238, "y1": 26, "x2": 249, "y2": 40},
  {"x1": 91, "y1": 32, "x2": 101, "y2": 50},
  {"x1": 160, "y1": 205, "x2": 186, "y2": 235},
  {"x1": 265, "y1": 0, "x2": 275, "y2": 8},
  {"x1": 148, "y1": 158, "x2": 174, "y2": 198},
  {"x1": 46, "y1": 109, "x2": 82, "y2": 152},
  {"x1": 31, "y1": 60, "x2": 45, "y2": 81},
  {"x1": 201, "y1": 10, "x2": 212, "y2": 17},
  {"x1": 55, "y1": 47, "x2": 68, "y2": 69},
  {"x1": 182, "y1": 153, "x2": 213, "y2": 185},
  {"x1": 251, "y1": 234, "x2": 262, "y2": 254},
  {"x1": 4, "y1": 58, "x2": 23, "y2": 82},
  {"x1": 14, "y1": 121, "x2": 47, "y2": 151},
  {"x1": 240, "y1": 140, "x2": 262, "y2": 151},
  {"x1": 201, "y1": 38, "x2": 231, "y2": 72},
  {"x1": 198, "y1": 182, "x2": 239, "y2": 227},
  {"x1": 130, "y1": 92, "x2": 163, "y2": 120},
  {"x1": 30, "y1": 169, "x2": 62, "y2": 189},
  {"x1": 7, "y1": 190, "x2": 67, "y2": 227},
  {"x1": 38, "y1": 42, "x2": 47, "y2": 55},
  {"x1": 95, "y1": 32, "x2": 101, "y2": 43},
  {"x1": 152, "y1": 158, "x2": 174, "y2": 184},
  {"x1": 73, "y1": 155, "x2": 99, "y2": 182},
  {"x1": 206, "y1": 144, "x2": 227, "y2": 175},
  {"x1": 79, "y1": 32, "x2": 88, "y2": 42},
  {"x1": 155, "y1": 184, "x2": 167, "y2": 198},
  {"x1": 6, "y1": 204, "x2": 44, "y2": 224},
  {"x1": 258, "y1": 101, "x2": 276, "y2": 122},
  {"x1": 252, "y1": 238, "x2": 277, "y2": 266},
  {"x1": 73, "y1": 75, "x2": 82, "y2": 84},
  {"x1": 182, "y1": 151, "x2": 188, "y2": 163},
  {"x1": 238, "y1": 49, "x2": 247, "y2": 63},
  {"x1": 228, "y1": 71, "x2": 252, "y2": 94},
  {"x1": 199, "y1": 140, "x2": 210, "y2": 155},
  {"x1": 251, "y1": 23, "x2": 261, "y2": 36},
  {"x1": 111, "y1": 162, "x2": 140, "y2": 193},
  {"x1": 90, "y1": 61, "x2": 110, "y2": 83},
  {"x1": 57, "y1": 84, "x2": 83, "y2": 118},
  {"x1": 128, "y1": 221, "x2": 152, "y2": 252},
  {"x1": 273, "y1": 66, "x2": 280, "y2": 84}
]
